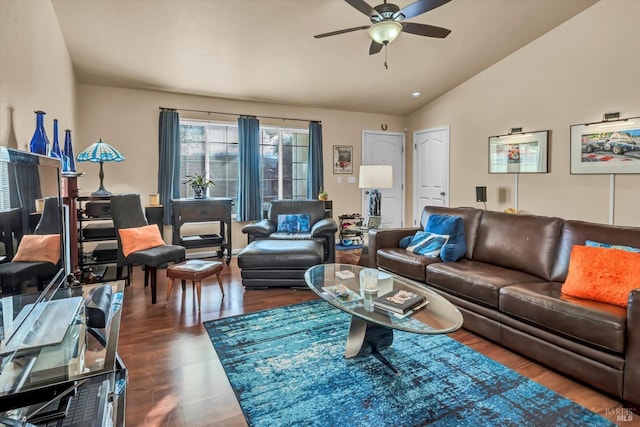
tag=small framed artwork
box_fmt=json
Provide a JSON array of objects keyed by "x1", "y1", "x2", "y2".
[
  {"x1": 488, "y1": 130, "x2": 549, "y2": 174},
  {"x1": 333, "y1": 145, "x2": 353, "y2": 174},
  {"x1": 570, "y1": 117, "x2": 640, "y2": 174}
]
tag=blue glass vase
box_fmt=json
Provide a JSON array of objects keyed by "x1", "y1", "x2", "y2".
[
  {"x1": 50, "y1": 119, "x2": 62, "y2": 159},
  {"x1": 29, "y1": 110, "x2": 49, "y2": 155},
  {"x1": 62, "y1": 129, "x2": 76, "y2": 173}
]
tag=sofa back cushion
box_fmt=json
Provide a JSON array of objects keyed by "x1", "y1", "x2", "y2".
[
  {"x1": 550, "y1": 219, "x2": 640, "y2": 282},
  {"x1": 268, "y1": 200, "x2": 325, "y2": 228},
  {"x1": 420, "y1": 206, "x2": 482, "y2": 259},
  {"x1": 473, "y1": 210, "x2": 563, "y2": 281}
]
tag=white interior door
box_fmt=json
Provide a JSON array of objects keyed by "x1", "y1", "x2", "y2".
[
  {"x1": 413, "y1": 126, "x2": 450, "y2": 226},
  {"x1": 362, "y1": 131, "x2": 404, "y2": 228}
]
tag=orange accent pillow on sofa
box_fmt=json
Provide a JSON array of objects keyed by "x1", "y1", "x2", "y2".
[
  {"x1": 13, "y1": 234, "x2": 60, "y2": 264},
  {"x1": 118, "y1": 225, "x2": 165, "y2": 257},
  {"x1": 561, "y1": 245, "x2": 640, "y2": 307}
]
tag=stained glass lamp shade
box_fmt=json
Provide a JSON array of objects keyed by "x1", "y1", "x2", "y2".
[{"x1": 76, "y1": 139, "x2": 125, "y2": 197}]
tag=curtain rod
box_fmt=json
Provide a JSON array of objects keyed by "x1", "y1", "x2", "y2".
[{"x1": 159, "y1": 107, "x2": 320, "y2": 124}]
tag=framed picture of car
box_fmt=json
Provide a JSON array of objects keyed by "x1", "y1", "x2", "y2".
[
  {"x1": 570, "y1": 117, "x2": 640, "y2": 174},
  {"x1": 488, "y1": 130, "x2": 549, "y2": 173}
]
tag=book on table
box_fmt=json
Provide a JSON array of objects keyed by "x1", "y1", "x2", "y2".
[{"x1": 373, "y1": 289, "x2": 426, "y2": 314}]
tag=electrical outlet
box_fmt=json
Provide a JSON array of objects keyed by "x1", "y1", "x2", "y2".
[{"x1": 337, "y1": 176, "x2": 342, "y2": 183}]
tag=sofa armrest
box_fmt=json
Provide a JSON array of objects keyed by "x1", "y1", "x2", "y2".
[
  {"x1": 311, "y1": 218, "x2": 338, "y2": 236},
  {"x1": 242, "y1": 219, "x2": 276, "y2": 237},
  {"x1": 624, "y1": 289, "x2": 640, "y2": 406},
  {"x1": 367, "y1": 227, "x2": 420, "y2": 268}
]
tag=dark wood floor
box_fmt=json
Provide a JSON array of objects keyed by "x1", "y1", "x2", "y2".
[{"x1": 118, "y1": 249, "x2": 638, "y2": 426}]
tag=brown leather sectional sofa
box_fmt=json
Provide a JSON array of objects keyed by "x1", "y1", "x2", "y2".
[{"x1": 367, "y1": 205, "x2": 640, "y2": 408}]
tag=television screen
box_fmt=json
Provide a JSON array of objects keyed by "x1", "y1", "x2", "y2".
[{"x1": 0, "y1": 148, "x2": 66, "y2": 295}]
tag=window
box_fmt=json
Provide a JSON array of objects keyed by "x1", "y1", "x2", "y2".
[{"x1": 179, "y1": 119, "x2": 309, "y2": 213}]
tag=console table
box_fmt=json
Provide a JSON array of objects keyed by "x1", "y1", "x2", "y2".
[{"x1": 171, "y1": 198, "x2": 233, "y2": 264}]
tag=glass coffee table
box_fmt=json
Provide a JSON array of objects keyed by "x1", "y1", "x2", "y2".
[{"x1": 304, "y1": 263, "x2": 463, "y2": 373}]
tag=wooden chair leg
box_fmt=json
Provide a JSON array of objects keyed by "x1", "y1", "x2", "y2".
[
  {"x1": 216, "y1": 273, "x2": 224, "y2": 297},
  {"x1": 194, "y1": 280, "x2": 202, "y2": 311},
  {"x1": 165, "y1": 277, "x2": 175, "y2": 306}
]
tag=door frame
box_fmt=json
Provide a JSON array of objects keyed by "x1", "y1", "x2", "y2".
[
  {"x1": 412, "y1": 126, "x2": 450, "y2": 226},
  {"x1": 362, "y1": 130, "x2": 405, "y2": 228}
]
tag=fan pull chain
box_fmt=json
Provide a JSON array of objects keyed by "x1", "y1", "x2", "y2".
[{"x1": 384, "y1": 44, "x2": 389, "y2": 70}]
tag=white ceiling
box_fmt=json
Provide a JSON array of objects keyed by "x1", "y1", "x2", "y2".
[{"x1": 51, "y1": 0, "x2": 597, "y2": 116}]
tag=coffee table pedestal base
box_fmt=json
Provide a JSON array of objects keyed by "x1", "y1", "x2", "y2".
[{"x1": 345, "y1": 316, "x2": 398, "y2": 373}]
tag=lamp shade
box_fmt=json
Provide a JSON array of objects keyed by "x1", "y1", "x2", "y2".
[
  {"x1": 359, "y1": 165, "x2": 393, "y2": 189},
  {"x1": 368, "y1": 21, "x2": 403, "y2": 44},
  {"x1": 76, "y1": 139, "x2": 125, "y2": 163}
]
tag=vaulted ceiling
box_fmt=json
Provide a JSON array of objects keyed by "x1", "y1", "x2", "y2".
[{"x1": 51, "y1": 0, "x2": 597, "y2": 116}]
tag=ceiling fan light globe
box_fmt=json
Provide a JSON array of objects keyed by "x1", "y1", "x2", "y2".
[{"x1": 368, "y1": 21, "x2": 402, "y2": 44}]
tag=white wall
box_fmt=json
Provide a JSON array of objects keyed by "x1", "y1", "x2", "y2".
[
  {"x1": 0, "y1": 0, "x2": 77, "y2": 150},
  {"x1": 407, "y1": 0, "x2": 640, "y2": 226},
  {"x1": 75, "y1": 84, "x2": 406, "y2": 249}
]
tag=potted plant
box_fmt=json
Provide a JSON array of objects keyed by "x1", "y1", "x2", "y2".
[
  {"x1": 186, "y1": 173, "x2": 215, "y2": 199},
  {"x1": 318, "y1": 187, "x2": 328, "y2": 201}
]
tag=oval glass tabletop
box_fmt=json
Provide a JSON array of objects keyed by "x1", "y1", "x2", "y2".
[{"x1": 304, "y1": 263, "x2": 463, "y2": 335}]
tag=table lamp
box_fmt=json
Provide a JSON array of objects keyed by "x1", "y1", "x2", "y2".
[
  {"x1": 358, "y1": 165, "x2": 393, "y2": 217},
  {"x1": 76, "y1": 139, "x2": 125, "y2": 197}
]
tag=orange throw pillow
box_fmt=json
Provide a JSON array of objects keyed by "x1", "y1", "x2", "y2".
[
  {"x1": 13, "y1": 234, "x2": 60, "y2": 264},
  {"x1": 118, "y1": 225, "x2": 165, "y2": 257},
  {"x1": 561, "y1": 245, "x2": 640, "y2": 307}
]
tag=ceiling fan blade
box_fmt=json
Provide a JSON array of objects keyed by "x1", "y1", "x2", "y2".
[
  {"x1": 345, "y1": 0, "x2": 381, "y2": 18},
  {"x1": 369, "y1": 41, "x2": 383, "y2": 55},
  {"x1": 402, "y1": 22, "x2": 451, "y2": 38},
  {"x1": 393, "y1": 0, "x2": 451, "y2": 20},
  {"x1": 314, "y1": 25, "x2": 370, "y2": 39}
]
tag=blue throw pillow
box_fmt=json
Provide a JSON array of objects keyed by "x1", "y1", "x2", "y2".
[
  {"x1": 406, "y1": 231, "x2": 449, "y2": 258},
  {"x1": 399, "y1": 235, "x2": 413, "y2": 249},
  {"x1": 426, "y1": 214, "x2": 466, "y2": 262},
  {"x1": 277, "y1": 214, "x2": 310, "y2": 233},
  {"x1": 585, "y1": 240, "x2": 640, "y2": 253}
]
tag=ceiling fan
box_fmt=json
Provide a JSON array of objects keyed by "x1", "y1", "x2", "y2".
[{"x1": 314, "y1": 0, "x2": 452, "y2": 56}]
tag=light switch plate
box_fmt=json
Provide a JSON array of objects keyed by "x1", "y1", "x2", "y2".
[{"x1": 348, "y1": 177, "x2": 356, "y2": 184}]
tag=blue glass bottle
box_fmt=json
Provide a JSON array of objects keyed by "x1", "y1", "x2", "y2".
[
  {"x1": 62, "y1": 129, "x2": 76, "y2": 172},
  {"x1": 29, "y1": 110, "x2": 49, "y2": 155},
  {"x1": 50, "y1": 119, "x2": 62, "y2": 159}
]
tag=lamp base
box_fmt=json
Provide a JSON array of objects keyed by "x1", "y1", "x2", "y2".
[
  {"x1": 91, "y1": 188, "x2": 111, "y2": 197},
  {"x1": 368, "y1": 189, "x2": 381, "y2": 217}
]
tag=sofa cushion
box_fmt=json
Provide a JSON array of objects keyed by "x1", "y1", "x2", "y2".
[
  {"x1": 500, "y1": 282, "x2": 627, "y2": 353},
  {"x1": 426, "y1": 214, "x2": 466, "y2": 262},
  {"x1": 426, "y1": 259, "x2": 540, "y2": 308},
  {"x1": 561, "y1": 245, "x2": 640, "y2": 307},
  {"x1": 406, "y1": 231, "x2": 449, "y2": 257},
  {"x1": 377, "y1": 248, "x2": 438, "y2": 282},
  {"x1": 473, "y1": 210, "x2": 563, "y2": 281}
]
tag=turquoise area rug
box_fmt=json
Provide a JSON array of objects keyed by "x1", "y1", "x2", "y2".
[{"x1": 204, "y1": 301, "x2": 614, "y2": 427}]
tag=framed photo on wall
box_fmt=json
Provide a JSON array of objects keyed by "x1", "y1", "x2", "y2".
[
  {"x1": 333, "y1": 145, "x2": 353, "y2": 174},
  {"x1": 570, "y1": 117, "x2": 640, "y2": 174},
  {"x1": 488, "y1": 130, "x2": 549, "y2": 173}
]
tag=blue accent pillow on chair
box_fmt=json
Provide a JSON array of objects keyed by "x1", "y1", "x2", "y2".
[
  {"x1": 277, "y1": 214, "x2": 311, "y2": 233},
  {"x1": 425, "y1": 214, "x2": 466, "y2": 262},
  {"x1": 406, "y1": 231, "x2": 450, "y2": 257}
]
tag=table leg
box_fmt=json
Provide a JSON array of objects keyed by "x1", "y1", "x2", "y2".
[
  {"x1": 345, "y1": 316, "x2": 368, "y2": 358},
  {"x1": 345, "y1": 316, "x2": 397, "y2": 373}
]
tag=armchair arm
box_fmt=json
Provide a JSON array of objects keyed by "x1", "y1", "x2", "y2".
[
  {"x1": 242, "y1": 219, "x2": 276, "y2": 237},
  {"x1": 624, "y1": 289, "x2": 640, "y2": 407},
  {"x1": 311, "y1": 218, "x2": 338, "y2": 236}
]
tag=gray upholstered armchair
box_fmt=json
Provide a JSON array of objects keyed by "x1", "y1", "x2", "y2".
[{"x1": 242, "y1": 200, "x2": 338, "y2": 263}]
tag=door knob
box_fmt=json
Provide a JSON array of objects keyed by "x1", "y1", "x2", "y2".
[{"x1": 440, "y1": 192, "x2": 446, "y2": 196}]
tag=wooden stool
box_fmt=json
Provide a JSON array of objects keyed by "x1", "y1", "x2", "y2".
[{"x1": 166, "y1": 260, "x2": 224, "y2": 311}]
